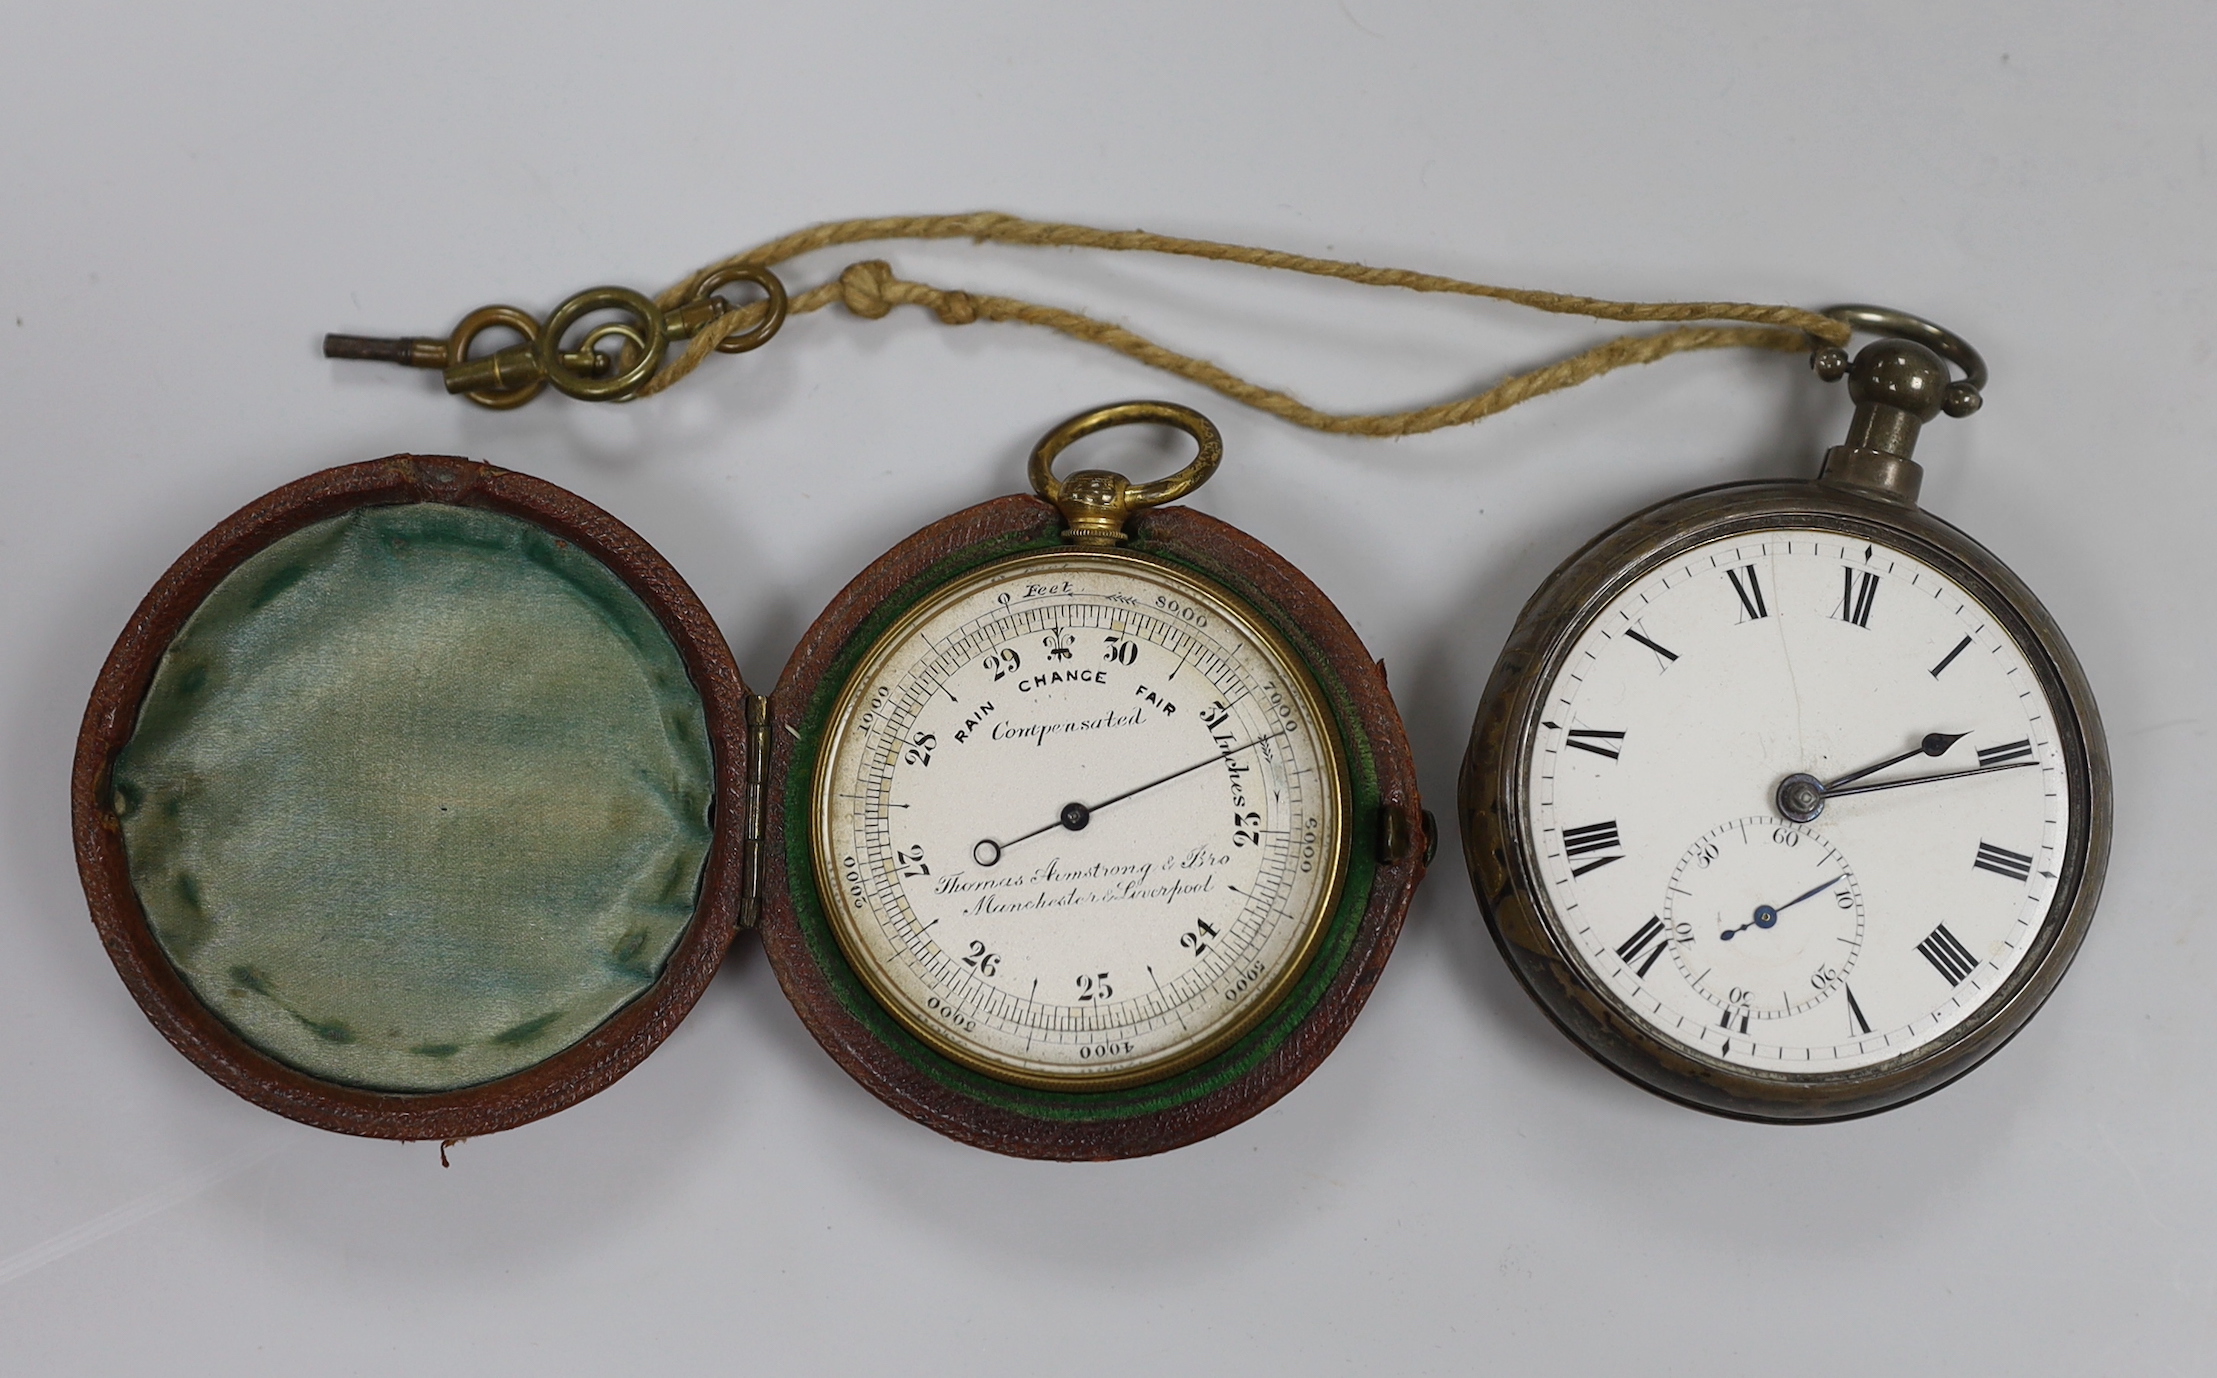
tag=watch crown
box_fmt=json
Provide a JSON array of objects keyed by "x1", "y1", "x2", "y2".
[
  {"x1": 1818, "y1": 340, "x2": 1952, "y2": 506},
  {"x1": 1847, "y1": 340, "x2": 1950, "y2": 430},
  {"x1": 1813, "y1": 307, "x2": 1988, "y2": 507}
]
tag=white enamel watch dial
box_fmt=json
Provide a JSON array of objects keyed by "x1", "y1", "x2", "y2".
[
  {"x1": 1527, "y1": 529, "x2": 2071, "y2": 1073},
  {"x1": 813, "y1": 549, "x2": 1348, "y2": 1089}
]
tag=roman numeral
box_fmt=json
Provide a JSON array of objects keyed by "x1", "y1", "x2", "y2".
[
  {"x1": 1615, "y1": 916, "x2": 1669, "y2": 976},
  {"x1": 1844, "y1": 983, "x2": 1871, "y2": 1036},
  {"x1": 1930, "y1": 634, "x2": 1973, "y2": 678},
  {"x1": 1977, "y1": 739, "x2": 2034, "y2": 768},
  {"x1": 1561, "y1": 820, "x2": 1622, "y2": 877},
  {"x1": 1974, "y1": 840, "x2": 2035, "y2": 882},
  {"x1": 1726, "y1": 565, "x2": 1769, "y2": 621},
  {"x1": 1916, "y1": 924, "x2": 1979, "y2": 986},
  {"x1": 1565, "y1": 727, "x2": 1626, "y2": 760},
  {"x1": 1836, "y1": 568, "x2": 1879, "y2": 628},
  {"x1": 1625, "y1": 628, "x2": 1678, "y2": 666}
]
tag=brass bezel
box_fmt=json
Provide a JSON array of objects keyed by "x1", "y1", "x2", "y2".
[
  {"x1": 811, "y1": 545, "x2": 1352, "y2": 1093},
  {"x1": 1460, "y1": 477, "x2": 2112, "y2": 1121}
]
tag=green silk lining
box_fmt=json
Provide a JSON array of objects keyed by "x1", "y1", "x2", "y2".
[{"x1": 113, "y1": 503, "x2": 713, "y2": 1092}]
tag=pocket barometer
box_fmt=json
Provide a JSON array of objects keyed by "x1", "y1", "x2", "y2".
[
  {"x1": 1459, "y1": 309, "x2": 2110, "y2": 1121},
  {"x1": 74, "y1": 401, "x2": 1430, "y2": 1158}
]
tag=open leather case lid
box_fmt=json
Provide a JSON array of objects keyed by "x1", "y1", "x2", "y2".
[
  {"x1": 73, "y1": 456, "x2": 754, "y2": 1140},
  {"x1": 77, "y1": 451, "x2": 1429, "y2": 1156}
]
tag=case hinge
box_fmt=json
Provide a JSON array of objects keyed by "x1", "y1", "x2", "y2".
[
  {"x1": 1377, "y1": 802, "x2": 1438, "y2": 868},
  {"x1": 740, "y1": 693, "x2": 770, "y2": 929}
]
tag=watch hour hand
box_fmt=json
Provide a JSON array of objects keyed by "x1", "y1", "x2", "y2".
[
  {"x1": 1825, "y1": 731, "x2": 1967, "y2": 791},
  {"x1": 1776, "y1": 731, "x2": 1967, "y2": 822}
]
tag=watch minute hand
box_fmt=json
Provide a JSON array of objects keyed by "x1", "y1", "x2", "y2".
[{"x1": 1825, "y1": 759, "x2": 2035, "y2": 800}]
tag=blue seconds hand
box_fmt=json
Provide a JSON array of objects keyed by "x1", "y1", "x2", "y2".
[{"x1": 1720, "y1": 874, "x2": 1842, "y2": 941}]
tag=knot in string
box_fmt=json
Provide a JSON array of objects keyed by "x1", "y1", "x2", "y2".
[
  {"x1": 836, "y1": 260, "x2": 896, "y2": 319},
  {"x1": 837, "y1": 259, "x2": 979, "y2": 325}
]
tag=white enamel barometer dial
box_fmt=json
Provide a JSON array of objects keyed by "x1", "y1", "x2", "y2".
[
  {"x1": 1527, "y1": 529, "x2": 2071, "y2": 1073},
  {"x1": 814, "y1": 550, "x2": 1348, "y2": 1089}
]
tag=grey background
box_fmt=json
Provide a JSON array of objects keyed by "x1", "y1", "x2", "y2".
[{"x1": 1, "y1": 3, "x2": 2207, "y2": 1373}]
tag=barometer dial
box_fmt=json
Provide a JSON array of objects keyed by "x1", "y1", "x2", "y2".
[{"x1": 813, "y1": 550, "x2": 1347, "y2": 1089}]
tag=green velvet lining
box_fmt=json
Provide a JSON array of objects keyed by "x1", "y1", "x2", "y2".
[
  {"x1": 782, "y1": 525, "x2": 1384, "y2": 1123},
  {"x1": 113, "y1": 503, "x2": 713, "y2": 1093}
]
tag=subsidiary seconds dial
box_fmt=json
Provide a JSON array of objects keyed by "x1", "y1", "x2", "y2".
[
  {"x1": 813, "y1": 549, "x2": 1348, "y2": 1090},
  {"x1": 1661, "y1": 819, "x2": 1865, "y2": 1032}
]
